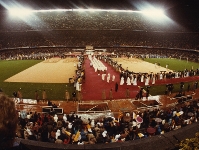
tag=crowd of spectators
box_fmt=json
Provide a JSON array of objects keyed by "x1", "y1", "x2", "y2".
[
  {"x1": 1, "y1": 46, "x2": 198, "y2": 63},
  {"x1": 1, "y1": 30, "x2": 199, "y2": 49},
  {"x1": 0, "y1": 11, "x2": 199, "y2": 50},
  {"x1": 11, "y1": 51, "x2": 199, "y2": 146},
  {"x1": 15, "y1": 98, "x2": 199, "y2": 145},
  {"x1": 0, "y1": 10, "x2": 199, "y2": 148},
  {"x1": 106, "y1": 47, "x2": 199, "y2": 62},
  {"x1": 0, "y1": 48, "x2": 73, "y2": 60},
  {"x1": 0, "y1": 11, "x2": 181, "y2": 31}
]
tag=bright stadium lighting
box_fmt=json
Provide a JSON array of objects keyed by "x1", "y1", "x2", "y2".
[
  {"x1": 88, "y1": 8, "x2": 95, "y2": 12},
  {"x1": 142, "y1": 8, "x2": 165, "y2": 18},
  {"x1": 76, "y1": 8, "x2": 86, "y2": 12},
  {"x1": 73, "y1": 8, "x2": 139, "y2": 13},
  {"x1": 0, "y1": 1, "x2": 33, "y2": 18},
  {"x1": 9, "y1": 8, "x2": 33, "y2": 17},
  {"x1": 134, "y1": 2, "x2": 169, "y2": 22},
  {"x1": 141, "y1": 8, "x2": 173, "y2": 23}
]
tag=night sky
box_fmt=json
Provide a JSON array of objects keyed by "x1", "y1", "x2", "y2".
[
  {"x1": 0, "y1": 0, "x2": 198, "y2": 11},
  {"x1": 0, "y1": 0, "x2": 199, "y2": 31}
]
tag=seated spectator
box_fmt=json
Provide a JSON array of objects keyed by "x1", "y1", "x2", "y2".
[
  {"x1": 0, "y1": 93, "x2": 18, "y2": 149},
  {"x1": 77, "y1": 139, "x2": 84, "y2": 145},
  {"x1": 55, "y1": 136, "x2": 63, "y2": 144}
]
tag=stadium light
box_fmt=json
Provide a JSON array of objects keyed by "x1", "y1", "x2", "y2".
[
  {"x1": 0, "y1": 1, "x2": 33, "y2": 18},
  {"x1": 134, "y1": 2, "x2": 169, "y2": 22},
  {"x1": 142, "y1": 8, "x2": 165, "y2": 18},
  {"x1": 140, "y1": 7, "x2": 167, "y2": 22},
  {"x1": 88, "y1": 8, "x2": 95, "y2": 12},
  {"x1": 9, "y1": 8, "x2": 33, "y2": 17},
  {"x1": 0, "y1": 0, "x2": 169, "y2": 23},
  {"x1": 76, "y1": 8, "x2": 86, "y2": 12},
  {"x1": 5, "y1": 6, "x2": 142, "y2": 15}
]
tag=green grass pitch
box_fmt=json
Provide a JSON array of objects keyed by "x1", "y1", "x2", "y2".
[
  {"x1": 0, "y1": 60, "x2": 75, "y2": 100},
  {"x1": 144, "y1": 58, "x2": 199, "y2": 95},
  {"x1": 0, "y1": 58, "x2": 198, "y2": 100},
  {"x1": 144, "y1": 58, "x2": 198, "y2": 71}
]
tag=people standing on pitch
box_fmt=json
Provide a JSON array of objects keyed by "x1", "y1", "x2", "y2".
[
  {"x1": 107, "y1": 73, "x2": 110, "y2": 83},
  {"x1": 138, "y1": 87, "x2": 143, "y2": 100},
  {"x1": 159, "y1": 72, "x2": 163, "y2": 80},
  {"x1": 90, "y1": 61, "x2": 93, "y2": 67},
  {"x1": 17, "y1": 89, "x2": 23, "y2": 102},
  {"x1": 166, "y1": 64, "x2": 168, "y2": 69},
  {"x1": 126, "y1": 76, "x2": 131, "y2": 85},
  {"x1": 132, "y1": 74, "x2": 137, "y2": 86},
  {"x1": 72, "y1": 91, "x2": 77, "y2": 103},
  {"x1": 145, "y1": 86, "x2": 150, "y2": 100},
  {"x1": 120, "y1": 76, "x2": 124, "y2": 85},
  {"x1": 35, "y1": 90, "x2": 39, "y2": 103},
  {"x1": 152, "y1": 74, "x2": 156, "y2": 85},
  {"x1": 76, "y1": 81, "x2": 80, "y2": 92},
  {"x1": 141, "y1": 74, "x2": 144, "y2": 83},
  {"x1": 42, "y1": 90, "x2": 47, "y2": 102},
  {"x1": 112, "y1": 75, "x2": 115, "y2": 82},
  {"x1": 77, "y1": 91, "x2": 83, "y2": 103},
  {"x1": 145, "y1": 75, "x2": 149, "y2": 86},
  {"x1": 102, "y1": 73, "x2": 106, "y2": 81},
  {"x1": 115, "y1": 82, "x2": 118, "y2": 92},
  {"x1": 65, "y1": 90, "x2": 70, "y2": 102}
]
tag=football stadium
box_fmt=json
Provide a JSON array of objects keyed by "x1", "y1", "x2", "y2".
[{"x1": 0, "y1": 0, "x2": 199, "y2": 149}]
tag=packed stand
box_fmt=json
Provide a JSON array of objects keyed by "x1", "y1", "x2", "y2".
[
  {"x1": 0, "y1": 10, "x2": 199, "y2": 49},
  {"x1": 0, "y1": 11, "x2": 181, "y2": 31},
  {"x1": 15, "y1": 99, "x2": 199, "y2": 145},
  {"x1": 1, "y1": 30, "x2": 199, "y2": 50}
]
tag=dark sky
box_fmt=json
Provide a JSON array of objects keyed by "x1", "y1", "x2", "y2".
[
  {"x1": 0, "y1": 0, "x2": 198, "y2": 13},
  {"x1": 0, "y1": 0, "x2": 197, "y2": 10},
  {"x1": 0, "y1": 0, "x2": 199, "y2": 30}
]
